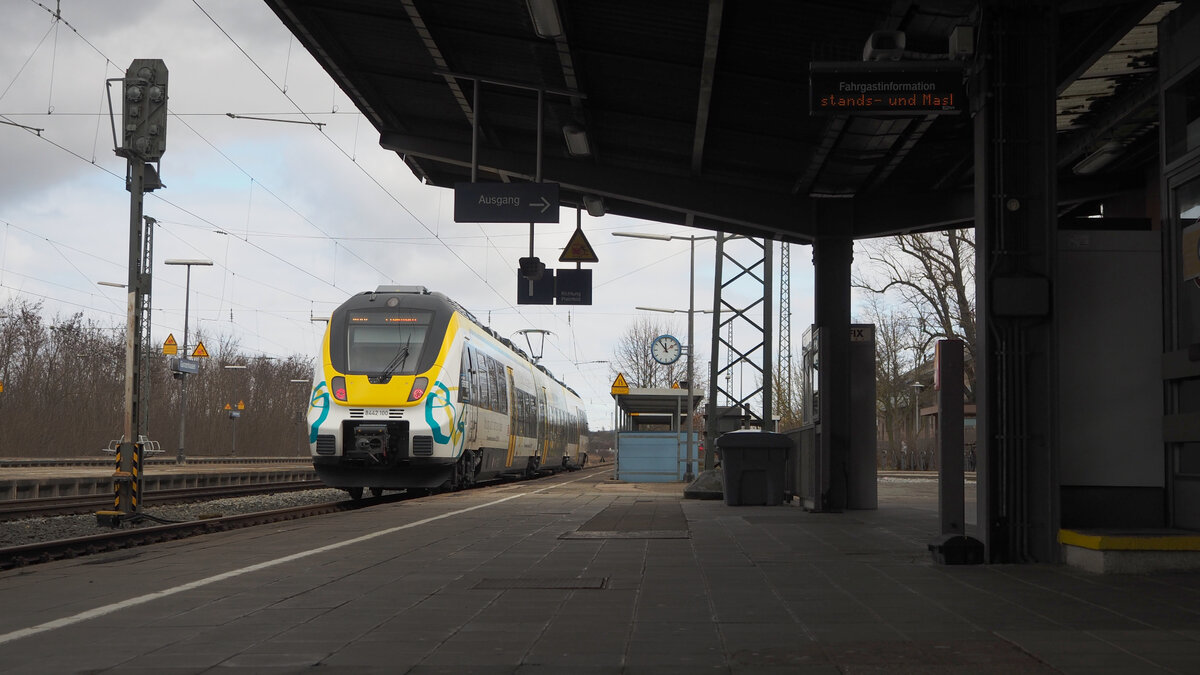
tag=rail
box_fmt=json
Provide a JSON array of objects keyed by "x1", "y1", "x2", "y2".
[{"x1": 0, "y1": 480, "x2": 326, "y2": 521}]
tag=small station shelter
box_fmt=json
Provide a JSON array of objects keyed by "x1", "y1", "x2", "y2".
[{"x1": 611, "y1": 376, "x2": 704, "y2": 483}]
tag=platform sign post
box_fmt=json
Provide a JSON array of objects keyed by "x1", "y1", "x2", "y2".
[
  {"x1": 927, "y1": 339, "x2": 984, "y2": 564},
  {"x1": 612, "y1": 374, "x2": 629, "y2": 481}
]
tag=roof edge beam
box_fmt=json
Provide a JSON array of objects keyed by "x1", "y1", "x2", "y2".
[{"x1": 382, "y1": 130, "x2": 816, "y2": 236}]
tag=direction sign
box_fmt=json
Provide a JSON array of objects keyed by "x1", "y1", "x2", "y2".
[
  {"x1": 454, "y1": 182, "x2": 560, "y2": 223},
  {"x1": 516, "y1": 269, "x2": 555, "y2": 305},
  {"x1": 556, "y1": 268, "x2": 592, "y2": 305},
  {"x1": 171, "y1": 357, "x2": 199, "y2": 375}
]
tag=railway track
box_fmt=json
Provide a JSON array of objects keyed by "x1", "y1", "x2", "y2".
[
  {"x1": 0, "y1": 492, "x2": 412, "y2": 571},
  {"x1": 0, "y1": 480, "x2": 326, "y2": 521}
]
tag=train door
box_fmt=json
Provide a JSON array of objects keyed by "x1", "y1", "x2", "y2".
[
  {"x1": 458, "y1": 346, "x2": 477, "y2": 447},
  {"x1": 537, "y1": 386, "x2": 548, "y2": 465},
  {"x1": 505, "y1": 366, "x2": 517, "y2": 467}
]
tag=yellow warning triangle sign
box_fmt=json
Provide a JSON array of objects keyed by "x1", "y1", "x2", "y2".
[
  {"x1": 192, "y1": 341, "x2": 209, "y2": 358},
  {"x1": 237, "y1": 400, "x2": 245, "y2": 410},
  {"x1": 163, "y1": 333, "x2": 178, "y2": 355},
  {"x1": 559, "y1": 226, "x2": 599, "y2": 263},
  {"x1": 224, "y1": 403, "x2": 232, "y2": 410},
  {"x1": 611, "y1": 372, "x2": 629, "y2": 395}
]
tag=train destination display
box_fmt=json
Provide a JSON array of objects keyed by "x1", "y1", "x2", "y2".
[{"x1": 809, "y1": 62, "x2": 965, "y2": 116}]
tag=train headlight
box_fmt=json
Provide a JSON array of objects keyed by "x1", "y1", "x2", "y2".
[
  {"x1": 408, "y1": 377, "x2": 428, "y2": 402},
  {"x1": 331, "y1": 376, "x2": 348, "y2": 402}
]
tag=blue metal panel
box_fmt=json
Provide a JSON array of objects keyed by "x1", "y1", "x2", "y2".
[{"x1": 616, "y1": 432, "x2": 685, "y2": 482}]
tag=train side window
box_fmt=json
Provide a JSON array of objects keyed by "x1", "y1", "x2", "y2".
[
  {"x1": 458, "y1": 347, "x2": 472, "y2": 403},
  {"x1": 470, "y1": 348, "x2": 484, "y2": 408},
  {"x1": 495, "y1": 362, "x2": 509, "y2": 415},
  {"x1": 488, "y1": 356, "x2": 503, "y2": 412}
]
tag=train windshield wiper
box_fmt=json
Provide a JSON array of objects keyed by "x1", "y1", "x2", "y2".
[{"x1": 377, "y1": 339, "x2": 412, "y2": 381}]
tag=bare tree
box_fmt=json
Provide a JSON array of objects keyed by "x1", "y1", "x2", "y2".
[
  {"x1": 858, "y1": 296, "x2": 930, "y2": 469},
  {"x1": 854, "y1": 229, "x2": 976, "y2": 402},
  {"x1": 771, "y1": 359, "x2": 807, "y2": 431}
]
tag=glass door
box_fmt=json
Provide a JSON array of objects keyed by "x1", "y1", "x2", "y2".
[{"x1": 1170, "y1": 170, "x2": 1200, "y2": 529}]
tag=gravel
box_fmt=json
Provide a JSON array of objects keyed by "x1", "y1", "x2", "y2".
[{"x1": 0, "y1": 488, "x2": 349, "y2": 549}]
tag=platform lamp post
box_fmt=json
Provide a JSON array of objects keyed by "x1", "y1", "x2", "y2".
[
  {"x1": 165, "y1": 259, "x2": 212, "y2": 464},
  {"x1": 0, "y1": 312, "x2": 5, "y2": 396},
  {"x1": 223, "y1": 364, "x2": 247, "y2": 456},
  {"x1": 912, "y1": 382, "x2": 925, "y2": 470},
  {"x1": 614, "y1": 231, "x2": 721, "y2": 482}
]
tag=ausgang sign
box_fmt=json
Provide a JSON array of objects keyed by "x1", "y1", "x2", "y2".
[
  {"x1": 454, "y1": 182, "x2": 560, "y2": 223},
  {"x1": 809, "y1": 62, "x2": 965, "y2": 116}
]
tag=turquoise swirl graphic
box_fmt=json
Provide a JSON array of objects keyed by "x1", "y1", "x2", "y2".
[
  {"x1": 308, "y1": 381, "x2": 330, "y2": 444},
  {"x1": 425, "y1": 381, "x2": 455, "y2": 445}
]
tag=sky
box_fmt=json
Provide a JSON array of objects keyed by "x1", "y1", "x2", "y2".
[{"x1": 0, "y1": 0, "x2": 820, "y2": 430}]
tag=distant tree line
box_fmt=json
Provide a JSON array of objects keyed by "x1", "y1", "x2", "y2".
[{"x1": 0, "y1": 299, "x2": 314, "y2": 459}]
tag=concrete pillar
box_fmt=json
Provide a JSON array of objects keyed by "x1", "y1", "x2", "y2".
[{"x1": 813, "y1": 231, "x2": 852, "y2": 512}]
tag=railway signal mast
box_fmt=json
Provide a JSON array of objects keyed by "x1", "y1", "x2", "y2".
[{"x1": 98, "y1": 59, "x2": 168, "y2": 526}]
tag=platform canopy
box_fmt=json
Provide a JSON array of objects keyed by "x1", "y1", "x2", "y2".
[
  {"x1": 264, "y1": 0, "x2": 1164, "y2": 243},
  {"x1": 612, "y1": 387, "x2": 703, "y2": 427}
]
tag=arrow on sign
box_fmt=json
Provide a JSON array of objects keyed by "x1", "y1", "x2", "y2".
[{"x1": 532, "y1": 197, "x2": 551, "y2": 214}]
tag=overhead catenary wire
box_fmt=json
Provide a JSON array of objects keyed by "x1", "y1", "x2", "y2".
[{"x1": 0, "y1": 1, "x2": 655, "y2": 393}]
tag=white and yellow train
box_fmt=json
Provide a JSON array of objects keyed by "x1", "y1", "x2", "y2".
[{"x1": 307, "y1": 286, "x2": 588, "y2": 497}]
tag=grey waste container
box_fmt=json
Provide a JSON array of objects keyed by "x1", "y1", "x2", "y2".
[{"x1": 717, "y1": 430, "x2": 792, "y2": 506}]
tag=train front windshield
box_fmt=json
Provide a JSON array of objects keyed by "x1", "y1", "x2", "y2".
[{"x1": 345, "y1": 309, "x2": 434, "y2": 375}]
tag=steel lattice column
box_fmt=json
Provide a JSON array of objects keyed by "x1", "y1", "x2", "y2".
[
  {"x1": 780, "y1": 243, "x2": 792, "y2": 418},
  {"x1": 704, "y1": 234, "x2": 773, "y2": 470},
  {"x1": 137, "y1": 217, "x2": 154, "y2": 439}
]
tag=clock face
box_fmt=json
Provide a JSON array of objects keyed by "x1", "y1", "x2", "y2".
[{"x1": 651, "y1": 334, "x2": 682, "y2": 365}]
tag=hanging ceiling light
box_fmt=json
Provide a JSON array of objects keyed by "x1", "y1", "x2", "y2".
[
  {"x1": 562, "y1": 125, "x2": 591, "y2": 157},
  {"x1": 525, "y1": 0, "x2": 563, "y2": 39}
]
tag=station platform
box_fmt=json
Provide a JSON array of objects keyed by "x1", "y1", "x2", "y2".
[{"x1": 1, "y1": 467, "x2": 1199, "y2": 673}]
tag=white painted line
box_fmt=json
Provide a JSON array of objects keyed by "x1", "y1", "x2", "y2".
[{"x1": 0, "y1": 472, "x2": 595, "y2": 646}]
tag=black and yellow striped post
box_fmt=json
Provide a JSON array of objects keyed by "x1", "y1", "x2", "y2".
[
  {"x1": 97, "y1": 440, "x2": 140, "y2": 527},
  {"x1": 111, "y1": 443, "x2": 122, "y2": 510}
]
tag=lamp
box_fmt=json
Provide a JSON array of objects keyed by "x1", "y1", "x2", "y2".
[
  {"x1": 612, "y1": 231, "x2": 671, "y2": 241},
  {"x1": 583, "y1": 195, "x2": 605, "y2": 217},
  {"x1": 525, "y1": 0, "x2": 563, "y2": 39},
  {"x1": 1072, "y1": 140, "x2": 1124, "y2": 175},
  {"x1": 563, "y1": 125, "x2": 591, "y2": 157}
]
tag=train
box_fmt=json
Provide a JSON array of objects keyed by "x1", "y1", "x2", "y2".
[{"x1": 306, "y1": 285, "x2": 589, "y2": 498}]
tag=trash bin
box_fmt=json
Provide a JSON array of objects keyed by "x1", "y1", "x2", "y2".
[{"x1": 717, "y1": 430, "x2": 792, "y2": 506}]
